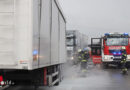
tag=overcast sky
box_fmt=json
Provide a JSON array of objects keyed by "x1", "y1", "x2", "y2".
[{"x1": 59, "y1": 0, "x2": 130, "y2": 38}]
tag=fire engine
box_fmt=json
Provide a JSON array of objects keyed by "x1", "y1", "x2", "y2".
[{"x1": 91, "y1": 33, "x2": 130, "y2": 67}]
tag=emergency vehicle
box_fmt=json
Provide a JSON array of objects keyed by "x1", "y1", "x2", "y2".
[{"x1": 91, "y1": 33, "x2": 130, "y2": 67}]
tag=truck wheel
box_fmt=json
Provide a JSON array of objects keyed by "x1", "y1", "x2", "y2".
[
  {"x1": 34, "y1": 85, "x2": 39, "y2": 90},
  {"x1": 126, "y1": 63, "x2": 130, "y2": 69},
  {"x1": 102, "y1": 63, "x2": 108, "y2": 69},
  {"x1": 55, "y1": 82, "x2": 60, "y2": 86},
  {"x1": 117, "y1": 64, "x2": 122, "y2": 69},
  {"x1": 55, "y1": 65, "x2": 60, "y2": 86}
]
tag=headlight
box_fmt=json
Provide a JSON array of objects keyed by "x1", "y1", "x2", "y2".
[
  {"x1": 104, "y1": 56, "x2": 108, "y2": 60},
  {"x1": 127, "y1": 55, "x2": 130, "y2": 60},
  {"x1": 104, "y1": 56, "x2": 113, "y2": 60},
  {"x1": 71, "y1": 57, "x2": 74, "y2": 60}
]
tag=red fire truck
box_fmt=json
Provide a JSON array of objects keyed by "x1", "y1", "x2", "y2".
[{"x1": 91, "y1": 33, "x2": 130, "y2": 67}]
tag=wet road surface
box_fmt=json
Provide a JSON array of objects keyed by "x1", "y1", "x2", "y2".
[{"x1": 6, "y1": 62, "x2": 130, "y2": 90}]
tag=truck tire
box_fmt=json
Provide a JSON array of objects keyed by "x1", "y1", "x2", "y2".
[
  {"x1": 34, "y1": 85, "x2": 39, "y2": 90},
  {"x1": 102, "y1": 63, "x2": 108, "y2": 69},
  {"x1": 117, "y1": 63, "x2": 122, "y2": 69},
  {"x1": 126, "y1": 63, "x2": 130, "y2": 69}
]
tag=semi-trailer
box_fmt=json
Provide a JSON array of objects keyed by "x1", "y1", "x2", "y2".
[
  {"x1": 0, "y1": 0, "x2": 66, "y2": 87},
  {"x1": 66, "y1": 30, "x2": 88, "y2": 64}
]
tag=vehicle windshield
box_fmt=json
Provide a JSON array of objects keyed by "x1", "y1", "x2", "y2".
[
  {"x1": 106, "y1": 38, "x2": 128, "y2": 46},
  {"x1": 66, "y1": 38, "x2": 74, "y2": 46}
]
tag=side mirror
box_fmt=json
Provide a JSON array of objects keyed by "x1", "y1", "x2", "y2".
[
  {"x1": 104, "y1": 38, "x2": 107, "y2": 41},
  {"x1": 102, "y1": 46, "x2": 104, "y2": 49}
]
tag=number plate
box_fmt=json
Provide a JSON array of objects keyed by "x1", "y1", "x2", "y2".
[{"x1": 114, "y1": 56, "x2": 121, "y2": 59}]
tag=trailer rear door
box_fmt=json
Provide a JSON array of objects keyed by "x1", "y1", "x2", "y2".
[{"x1": 91, "y1": 38, "x2": 102, "y2": 64}]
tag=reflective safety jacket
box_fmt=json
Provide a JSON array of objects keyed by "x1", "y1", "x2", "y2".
[
  {"x1": 121, "y1": 52, "x2": 127, "y2": 63},
  {"x1": 78, "y1": 51, "x2": 89, "y2": 62},
  {"x1": 81, "y1": 60, "x2": 87, "y2": 62}
]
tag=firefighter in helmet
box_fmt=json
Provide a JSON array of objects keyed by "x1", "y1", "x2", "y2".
[
  {"x1": 121, "y1": 46, "x2": 128, "y2": 74},
  {"x1": 78, "y1": 49, "x2": 82, "y2": 61},
  {"x1": 83, "y1": 48, "x2": 90, "y2": 59},
  {"x1": 78, "y1": 49, "x2": 89, "y2": 71}
]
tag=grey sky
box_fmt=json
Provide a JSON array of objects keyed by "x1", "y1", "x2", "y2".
[{"x1": 59, "y1": 0, "x2": 130, "y2": 38}]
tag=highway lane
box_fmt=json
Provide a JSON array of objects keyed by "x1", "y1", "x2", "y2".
[{"x1": 5, "y1": 62, "x2": 130, "y2": 90}]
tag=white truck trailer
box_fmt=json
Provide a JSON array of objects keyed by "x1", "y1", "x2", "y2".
[{"x1": 0, "y1": 0, "x2": 66, "y2": 87}]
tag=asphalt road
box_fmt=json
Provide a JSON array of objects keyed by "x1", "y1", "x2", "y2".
[{"x1": 5, "y1": 62, "x2": 130, "y2": 90}]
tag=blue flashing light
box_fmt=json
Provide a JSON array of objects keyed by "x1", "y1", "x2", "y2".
[
  {"x1": 124, "y1": 33, "x2": 128, "y2": 36},
  {"x1": 113, "y1": 52, "x2": 116, "y2": 55},
  {"x1": 118, "y1": 52, "x2": 121, "y2": 55},
  {"x1": 105, "y1": 33, "x2": 109, "y2": 36},
  {"x1": 33, "y1": 50, "x2": 38, "y2": 55}
]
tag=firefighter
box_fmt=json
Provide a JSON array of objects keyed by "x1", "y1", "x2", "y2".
[
  {"x1": 78, "y1": 49, "x2": 89, "y2": 71},
  {"x1": 121, "y1": 46, "x2": 128, "y2": 74},
  {"x1": 78, "y1": 49, "x2": 82, "y2": 61},
  {"x1": 83, "y1": 48, "x2": 90, "y2": 59}
]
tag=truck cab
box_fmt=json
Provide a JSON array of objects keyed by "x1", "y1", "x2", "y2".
[
  {"x1": 102, "y1": 33, "x2": 130, "y2": 66},
  {"x1": 91, "y1": 33, "x2": 130, "y2": 67}
]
